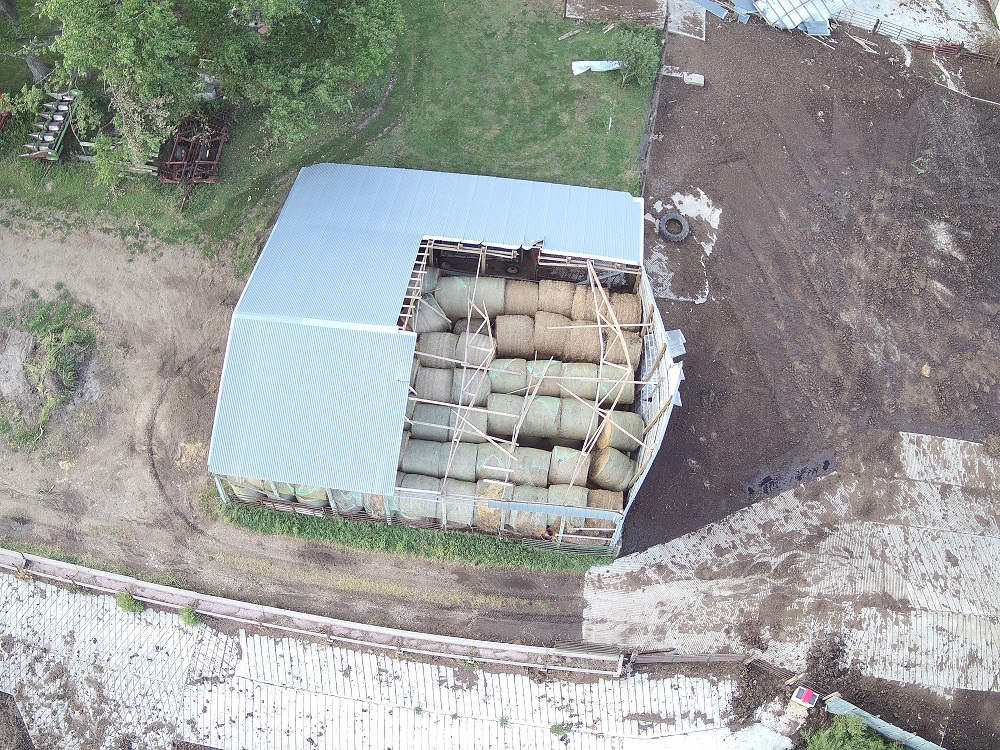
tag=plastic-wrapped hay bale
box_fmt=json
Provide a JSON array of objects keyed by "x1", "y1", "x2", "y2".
[
  {"x1": 537, "y1": 280, "x2": 575, "y2": 317},
  {"x1": 406, "y1": 398, "x2": 416, "y2": 420},
  {"x1": 411, "y1": 403, "x2": 452, "y2": 441},
  {"x1": 513, "y1": 484, "x2": 549, "y2": 505},
  {"x1": 400, "y1": 439, "x2": 444, "y2": 477},
  {"x1": 504, "y1": 280, "x2": 539, "y2": 316},
  {"x1": 597, "y1": 363, "x2": 636, "y2": 405},
  {"x1": 548, "y1": 484, "x2": 589, "y2": 530},
  {"x1": 269, "y1": 481, "x2": 296, "y2": 500},
  {"x1": 331, "y1": 490, "x2": 365, "y2": 513},
  {"x1": 495, "y1": 315, "x2": 535, "y2": 359},
  {"x1": 295, "y1": 485, "x2": 330, "y2": 508},
  {"x1": 476, "y1": 443, "x2": 514, "y2": 481},
  {"x1": 415, "y1": 367, "x2": 453, "y2": 403},
  {"x1": 559, "y1": 362, "x2": 599, "y2": 400},
  {"x1": 396, "y1": 474, "x2": 442, "y2": 521},
  {"x1": 509, "y1": 509, "x2": 549, "y2": 536},
  {"x1": 557, "y1": 397, "x2": 601, "y2": 442},
  {"x1": 489, "y1": 358, "x2": 527, "y2": 394},
  {"x1": 589, "y1": 447, "x2": 636, "y2": 492},
  {"x1": 414, "y1": 296, "x2": 452, "y2": 334},
  {"x1": 597, "y1": 411, "x2": 645, "y2": 453},
  {"x1": 511, "y1": 447, "x2": 551, "y2": 486},
  {"x1": 564, "y1": 321, "x2": 603, "y2": 364},
  {"x1": 533, "y1": 312, "x2": 569, "y2": 359},
  {"x1": 441, "y1": 478, "x2": 477, "y2": 526},
  {"x1": 410, "y1": 359, "x2": 420, "y2": 388},
  {"x1": 364, "y1": 492, "x2": 390, "y2": 518},
  {"x1": 449, "y1": 407, "x2": 489, "y2": 443},
  {"x1": 435, "y1": 276, "x2": 505, "y2": 319},
  {"x1": 610, "y1": 292, "x2": 643, "y2": 325},
  {"x1": 525, "y1": 359, "x2": 562, "y2": 397},
  {"x1": 603, "y1": 331, "x2": 643, "y2": 367},
  {"x1": 416, "y1": 332, "x2": 458, "y2": 368},
  {"x1": 586, "y1": 489, "x2": 624, "y2": 530},
  {"x1": 548, "y1": 446, "x2": 591, "y2": 486},
  {"x1": 397, "y1": 432, "x2": 409, "y2": 470},
  {"x1": 229, "y1": 477, "x2": 265, "y2": 503},
  {"x1": 421, "y1": 266, "x2": 440, "y2": 295},
  {"x1": 571, "y1": 285, "x2": 599, "y2": 322},
  {"x1": 486, "y1": 393, "x2": 524, "y2": 437},
  {"x1": 523, "y1": 396, "x2": 560, "y2": 438},
  {"x1": 457, "y1": 332, "x2": 495, "y2": 368},
  {"x1": 440, "y1": 441, "x2": 478, "y2": 482},
  {"x1": 452, "y1": 368, "x2": 490, "y2": 407},
  {"x1": 474, "y1": 479, "x2": 512, "y2": 532},
  {"x1": 452, "y1": 318, "x2": 470, "y2": 334}
]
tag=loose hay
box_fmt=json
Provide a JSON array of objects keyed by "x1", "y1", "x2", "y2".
[
  {"x1": 474, "y1": 479, "x2": 512, "y2": 532},
  {"x1": 585, "y1": 489, "x2": 623, "y2": 530},
  {"x1": 610, "y1": 292, "x2": 643, "y2": 326}
]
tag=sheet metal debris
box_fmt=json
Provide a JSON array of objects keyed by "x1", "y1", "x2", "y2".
[
  {"x1": 571, "y1": 60, "x2": 621, "y2": 75},
  {"x1": 753, "y1": 0, "x2": 853, "y2": 35}
]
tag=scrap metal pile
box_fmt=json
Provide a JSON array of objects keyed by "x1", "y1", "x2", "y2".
[{"x1": 158, "y1": 115, "x2": 230, "y2": 185}]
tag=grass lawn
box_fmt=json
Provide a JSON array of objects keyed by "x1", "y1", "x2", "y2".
[{"x1": 0, "y1": 0, "x2": 657, "y2": 269}]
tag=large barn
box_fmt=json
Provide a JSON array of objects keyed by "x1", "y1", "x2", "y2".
[{"x1": 207, "y1": 164, "x2": 685, "y2": 551}]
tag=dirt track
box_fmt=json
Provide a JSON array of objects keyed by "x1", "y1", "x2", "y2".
[
  {"x1": 0, "y1": 225, "x2": 585, "y2": 645},
  {"x1": 628, "y1": 19, "x2": 1000, "y2": 552}
]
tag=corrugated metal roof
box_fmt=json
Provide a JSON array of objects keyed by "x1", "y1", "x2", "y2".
[{"x1": 209, "y1": 164, "x2": 644, "y2": 494}]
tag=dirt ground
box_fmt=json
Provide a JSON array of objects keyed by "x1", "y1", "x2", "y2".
[
  {"x1": 0, "y1": 223, "x2": 585, "y2": 646},
  {"x1": 629, "y1": 19, "x2": 1000, "y2": 552}
]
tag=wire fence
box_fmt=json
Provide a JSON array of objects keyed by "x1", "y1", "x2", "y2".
[{"x1": 834, "y1": 9, "x2": 1000, "y2": 61}]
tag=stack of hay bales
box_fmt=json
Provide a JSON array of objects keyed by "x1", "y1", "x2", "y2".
[{"x1": 396, "y1": 274, "x2": 647, "y2": 534}]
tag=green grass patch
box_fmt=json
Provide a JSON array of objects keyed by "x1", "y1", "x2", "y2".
[
  {"x1": 0, "y1": 286, "x2": 97, "y2": 450},
  {"x1": 221, "y1": 502, "x2": 611, "y2": 571},
  {"x1": 115, "y1": 590, "x2": 145, "y2": 613},
  {"x1": 0, "y1": 0, "x2": 656, "y2": 269},
  {"x1": 179, "y1": 604, "x2": 202, "y2": 627}
]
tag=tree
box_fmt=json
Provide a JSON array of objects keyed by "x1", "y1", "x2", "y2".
[
  {"x1": 612, "y1": 29, "x2": 660, "y2": 88},
  {"x1": 0, "y1": 0, "x2": 54, "y2": 84},
  {"x1": 804, "y1": 716, "x2": 902, "y2": 750}
]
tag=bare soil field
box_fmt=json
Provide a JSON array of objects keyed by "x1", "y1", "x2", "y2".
[
  {"x1": 0, "y1": 223, "x2": 585, "y2": 645},
  {"x1": 631, "y1": 18, "x2": 1000, "y2": 552}
]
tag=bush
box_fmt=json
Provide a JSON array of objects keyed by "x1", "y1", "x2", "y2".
[
  {"x1": 804, "y1": 716, "x2": 902, "y2": 750},
  {"x1": 179, "y1": 604, "x2": 202, "y2": 627},
  {"x1": 612, "y1": 29, "x2": 660, "y2": 88},
  {"x1": 115, "y1": 590, "x2": 144, "y2": 613},
  {"x1": 550, "y1": 723, "x2": 573, "y2": 737}
]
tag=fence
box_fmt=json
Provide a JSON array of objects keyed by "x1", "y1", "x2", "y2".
[
  {"x1": 834, "y1": 8, "x2": 1000, "y2": 61},
  {"x1": 826, "y1": 694, "x2": 947, "y2": 749}
]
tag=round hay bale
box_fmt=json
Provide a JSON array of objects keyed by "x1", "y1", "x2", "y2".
[
  {"x1": 269, "y1": 481, "x2": 296, "y2": 500},
  {"x1": 451, "y1": 369, "x2": 490, "y2": 406},
  {"x1": 410, "y1": 403, "x2": 452, "y2": 441},
  {"x1": 474, "y1": 479, "x2": 511, "y2": 532},
  {"x1": 441, "y1": 479, "x2": 477, "y2": 526},
  {"x1": 486, "y1": 393, "x2": 524, "y2": 437},
  {"x1": 415, "y1": 367, "x2": 453, "y2": 403},
  {"x1": 559, "y1": 362, "x2": 599, "y2": 400},
  {"x1": 414, "y1": 296, "x2": 452, "y2": 334},
  {"x1": 397, "y1": 474, "x2": 442, "y2": 521},
  {"x1": 364, "y1": 492, "x2": 389, "y2": 518},
  {"x1": 410, "y1": 359, "x2": 420, "y2": 388},
  {"x1": 548, "y1": 484, "x2": 588, "y2": 531},
  {"x1": 610, "y1": 292, "x2": 643, "y2": 326},
  {"x1": 597, "y1": 363, "x2": 636, "y2": 405},
  {"x1": 586, "y1": 489, "x2": 624, "y2": 529},
  {"x1": 421, "y1": 266, "x2": 440, "y2": 295},
  {"x1": 331, "y1": 490, "x2": 365, "y2": 513},
  {"x1": 448, "y1": 407, "x2": 489, "y2": 442},
  {"x1": 597, "y1": 411, "x2": 645, "y2": 452},
  {"x1": 538, "y1": 280, "x2": 575, "y2": 317},
  {"x1": 406, "y1": 398, "x2": 416, "y2": 420},
  {"x1": 548, "y1": 446, "x2": 591, "y2": 486},
  {"x1": 495, "y1": 315, "x2": 535, "y2": 359},
  {"x1": 557, "y1": 398, "x2": 601, "y2": 442},
  {"x1": 525, "y1": 359, "x2": 562, "y2": 396},
  {"x1": 229, "y1": 477, "x2": 264, "y2": 503},
  {"x1": 589, "y1": 447, "x2": 636, "y2": 492},
  {"x1": 476, "y1": 443, "x2": 514, "y2": 481},
  {"x1": 523, "y1": 396, "x2": 561, "y2": 438},
  {"x1": 435, "y1": 276, "x2": 505, "y2": 319},
  {"x1": 603, "y1": 331, "x2": 643, "y2": 367},
  {"x1": 440, "y1": 441, "x2": 478, "y2": 483},
  {"x1": 563, "y1": 322, "x2": 603, "y2": 364},
  {"x1": 509, "y1": 508, "x2": 549, "y2": 536},
  {"x1": 416, "y1": 332, "x2": 458, "y2": 368},
  {"x1": 571, "y1": 285, "x2": 599, "y2": 322},
  {"x1": 513, "y1": 484, "x2": 549, "y2": 505},
  {"x1": 489, "y1": 358, "x2": 528, "y2": 394},
  {"x1": 511, "y1": 447, "x2": 551, "y2": 486},
  {"x1": 452, "y1": 318, "x2": 470, "y2": 334},
  {"x1": 400, "y1": 439, "x2": 444, "y2": 477},
  {"x1": 457, "y1": 332, "x2": 495, "y2": 368},
  {"x1": 504, "y1": 280, "x2": 539, "y2": 316},
  {"x1": 532, "y1": 312, "x2": 569, "y2": 359},
  {"x1": 294, "y1": 485, "x2": 330, "y2": 508}
]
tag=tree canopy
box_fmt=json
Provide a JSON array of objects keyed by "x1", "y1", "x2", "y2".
[{"x1": 2, "y1": 0, "x2": 401, "y2": 163}]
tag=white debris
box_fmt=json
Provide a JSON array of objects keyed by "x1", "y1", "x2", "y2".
[{"x1": 671, "y1": 189, "x2": 721, "y2": 229}]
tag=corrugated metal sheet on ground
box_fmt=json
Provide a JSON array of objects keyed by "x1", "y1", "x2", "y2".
[{"x1": 826, "y1": 697, "x2": 946, "y2": 749}]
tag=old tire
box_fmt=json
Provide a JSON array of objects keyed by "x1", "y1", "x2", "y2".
[{"x1": 657, "y1": 213, "x2": 690, "y2": 242}]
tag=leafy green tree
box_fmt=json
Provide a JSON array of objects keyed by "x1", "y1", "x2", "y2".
[
  {"x1": 612, "y1": 28, "x2": 660, "y2": 88},
  {"x1": 804, "y1": 716, "x2": 902, "y2": 750},
  {"x1": 0, "y1": 0, "x2": 55, "y2": 84}
]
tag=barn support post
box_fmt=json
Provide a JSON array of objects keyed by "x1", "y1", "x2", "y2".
[
  {"x1": 610, "y1": 512, "x2": 625, "y2": 548},
  {"x1": 214, "y1": 475, "x2": 229, "y2": 504}
]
